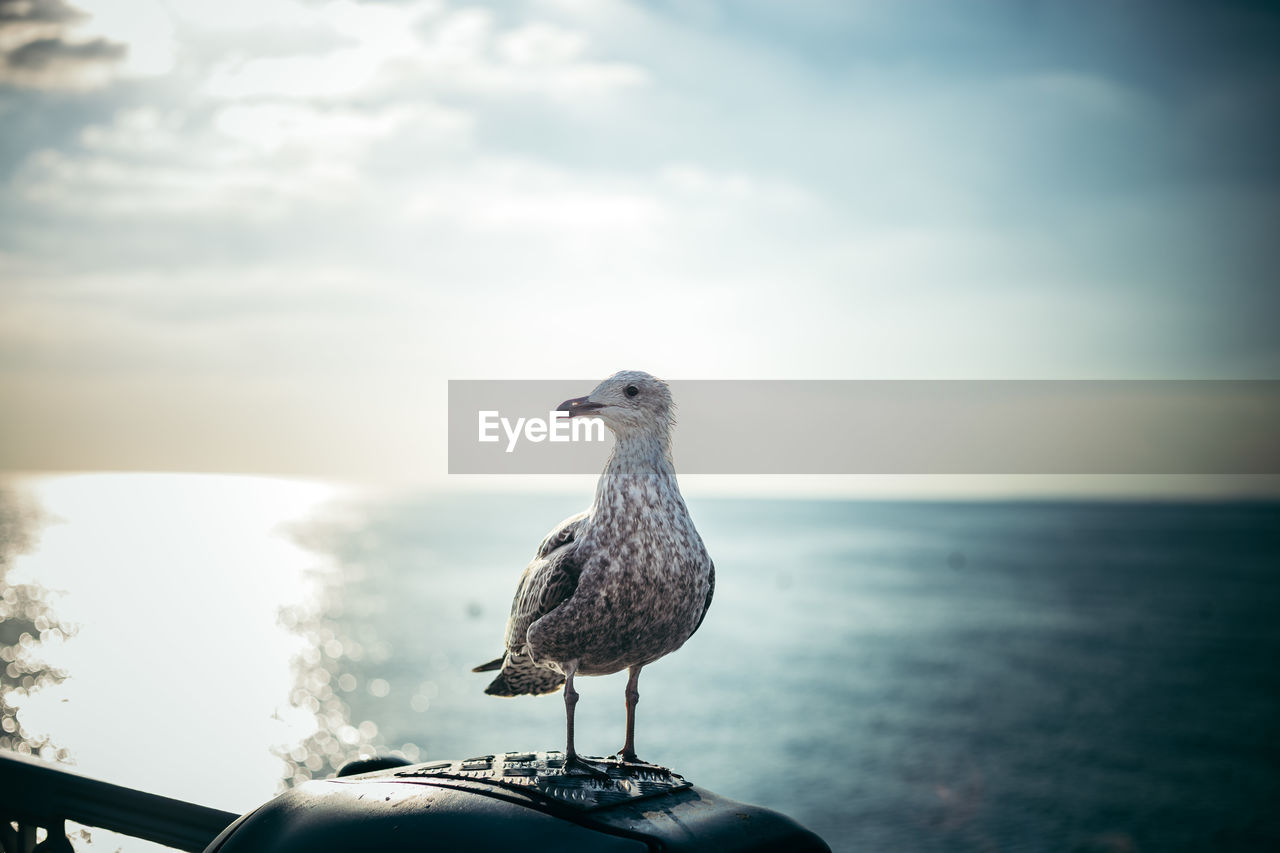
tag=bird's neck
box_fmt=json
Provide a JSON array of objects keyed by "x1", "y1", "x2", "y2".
[
  {"x1": 589, "y1": 429, "x2": 678, "y2": 512},
  {"x1": 605, "y1": 427, "x2": 674, "y2": 475}
]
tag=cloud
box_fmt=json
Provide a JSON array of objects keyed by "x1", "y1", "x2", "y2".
[
  {"x1": 0, "y1": 0, "x2": 126, "y2": 89},
  {"x1": 200, "y1": 3, "x2": 646, "y2": 101},
  {"x1": 2, "y1": 0, "x2": 658, "y2": 272},
  {"x1": 6, "y1": 34, "x2": 124, "y2": 68},
  {"x1": 0, "y1": 0, "x2": 80, "y2": 25},
  {"x1": 3, "y1": 0, "x2": 1280, "y2": 483}
]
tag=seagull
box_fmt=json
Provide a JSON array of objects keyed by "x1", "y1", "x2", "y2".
[{"x1": 473, "y1": 370, "x2": 715, "y2": 775}]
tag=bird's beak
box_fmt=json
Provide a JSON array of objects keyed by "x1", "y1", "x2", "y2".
[{"x1": 557, "y1": 396, "x2": 606, "y2": 417}]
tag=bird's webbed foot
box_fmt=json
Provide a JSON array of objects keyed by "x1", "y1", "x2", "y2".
[
  {"x1": 615, "y1": 749, "x2": 660, "y2": 769},
  {"x1": 563, "y1": 754, "x2": 611, "y2": 779}
]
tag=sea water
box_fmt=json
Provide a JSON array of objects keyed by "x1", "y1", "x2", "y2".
[{"x1": 1, "y1": 475, "x2": 1277, "y2": 851}]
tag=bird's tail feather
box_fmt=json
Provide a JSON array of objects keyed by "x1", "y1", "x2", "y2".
[
  {"x1": 472, "y1": 657, "x2": 503, "y2": 673},
  {"x1": 482, "y1": 656, "x2": 565, "y2": 697}
]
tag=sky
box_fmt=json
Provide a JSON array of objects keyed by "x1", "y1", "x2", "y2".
[{"x1": 1, "y1": 0, "x2": 1278, "y2": 486}]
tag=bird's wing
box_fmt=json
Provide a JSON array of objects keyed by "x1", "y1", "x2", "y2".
[
  {"x1": 535, "y1": 509, "x2": 589, "y2": 559},
  {"x1": 503, "y1": 511, "x2": 589, "y2": 655},
  {"x1": 691, "y1": 559, "x2": 715, "y2": 636}
]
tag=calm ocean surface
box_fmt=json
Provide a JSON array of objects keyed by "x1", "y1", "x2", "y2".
[{"x1": 2, "y1": 475, "x2": 1278, "y2": 852}]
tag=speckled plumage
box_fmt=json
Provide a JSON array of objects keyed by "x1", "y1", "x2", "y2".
[{"x1": 473, "y1": 371, "x2": 714, "y2": 766}]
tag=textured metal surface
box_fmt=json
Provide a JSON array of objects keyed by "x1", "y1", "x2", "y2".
[
  {"x1": 393, "y1": 750, "x2": 691, "y2": 810},
  {"x1": 209, "y1": 751, "x2": 831, "y2": 853}
]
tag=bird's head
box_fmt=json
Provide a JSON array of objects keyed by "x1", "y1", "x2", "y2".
[{"x1": 557, "y1": 370, "x2": 674, "y2": 438}]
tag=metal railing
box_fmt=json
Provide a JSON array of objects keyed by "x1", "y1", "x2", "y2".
[{"x1": 0, "y1": 751, "x2": 238, "y2": 852}]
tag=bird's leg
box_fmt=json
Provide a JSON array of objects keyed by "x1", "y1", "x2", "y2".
[
  {"x1": 617, "y1": 664, "x2": 653, "y2": 766},
  {"x1": 562, "y1": 660, "x2": 608, "y2": 778}
]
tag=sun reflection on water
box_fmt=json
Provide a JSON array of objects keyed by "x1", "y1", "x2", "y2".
[
  {"x1": 0, "y1": 484, "x2": 74, "y2": 761},
  {"x1": 273, "y1": 507, "x2": 424, "y2": 788},
  {"x1": 2, "y1": 473, "x2": 346, "y2": 819}
]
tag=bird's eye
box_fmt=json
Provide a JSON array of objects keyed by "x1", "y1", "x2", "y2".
[{"x1": 625, "y1": 384, "x2": 639, "y2": 398}]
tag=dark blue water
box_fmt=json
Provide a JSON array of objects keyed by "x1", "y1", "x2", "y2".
[{"x1": 280, "y1": 495, "x2": 1280, "y2": 852}]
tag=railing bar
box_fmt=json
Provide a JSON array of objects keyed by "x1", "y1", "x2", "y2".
[{"x1": 0, "y1": 753, "x2": 238, "y2": 852}]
